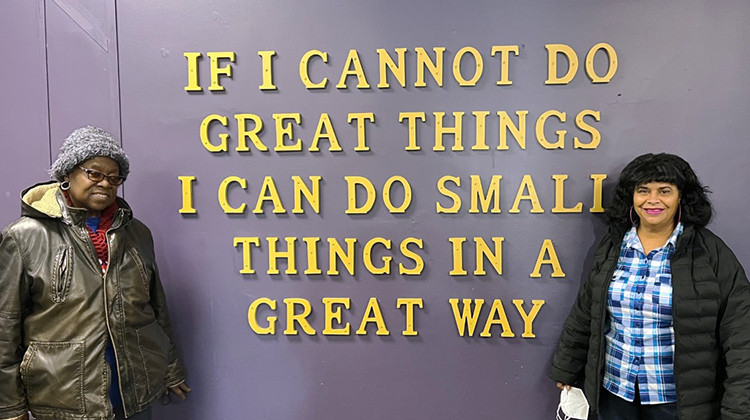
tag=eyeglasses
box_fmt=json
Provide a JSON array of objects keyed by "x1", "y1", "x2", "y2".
[{"x1": 78, "y1": 166, "x2": 126, "y2": 186}]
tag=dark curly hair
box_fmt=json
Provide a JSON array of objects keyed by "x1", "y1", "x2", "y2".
[{"x1": 605, "y1": 153, "x2": 712, "y2": 237}]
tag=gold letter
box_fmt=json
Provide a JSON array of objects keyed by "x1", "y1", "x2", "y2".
[
  {"x1": 303, "y1": 237, "x2": 322, "y2": 275},
  {"x1": 509, "y1": 175, "x2": 544, "y2": 213},
  {"x1": 253, "y1": 176, "x2": 286, "y2": 214},
  {"x1": 470, "y1": 175, "x2": 502, "y2": 214},
  {"x1": 336, "y1": 49, "x2": 370, "y2": 89},
  {"x1": 512, "y1": 299, "x2": 545, "y2": 338},
  {"x1": 184, "y1": 52, "x2": 202, "y2": 92},
  {"x1": 399, "y1": 112, "x2": 426, "y2": 151},
  {"x1": 434, "y1": 112, "x2": 465, "y2": 151},
  {"x1": 207, "y1": 51, "x2": 236, "y2": 91},
  {"x1": 292, "y1": 176, "x2": 321, "y2": 214},
  {"x1": 383, "y1": 176, "x2": 412, "y2": 213},
  {"x1": 348, "y1": 112, "x2": 375, "y2": 152},
  {"x1": 585, "y1": 43, "x2": 618, "y2": 83},
  {"x1": 545, "y1": 44, "x2": 578, "y2": 85},
  {"x1": 200, "y1": 114, "x2": 229, "y2": 153},
  {"x1": 498, "y1": 110, "x2": 528, "y2": 150},
  {"x1": 283, "y1": 298, "x2": 316, "y2": 335},
  {"x1": 178, "y1": 176, "x2": 197, "y2": 214},
  {"x1": 299, "y1": 50, "x2": 328, "y2": 89},
  {"x1": 436, "y1": 175, "x2": 461, "y2": 214},
  {"x1": 480, "y1": 300, "x2": 515, "y2": 337},
  {"x1": 490, "y1": 45, "x2": 519, "y2": 85},
  {"x1": 323, "y1": 297, "x2": 351, "y2": 335},
  {"x1": 449, "y1": 237, "x2": 468, "y2": 276},
  {"x1": 273, "y1": 113, "x2": 303, "y2": 152},
  {"x1": 356, "y1": 298, "x2": 390, "y2": 335},
  {"x1": 574, "y1": 110, "x2": 601, "y2": 149},
  {"x1": 328, "y1": 238, "x2": 357, "y2": 275},
  {"x1": 452, "y1": 46, "x2": 483, "y2": 86},
  {"x1": 309, "y1": 113, "x2": 342, "y2": 152},
  {"x1": 471, "y1": 111, "x2": 490, "y2": 150},
  {"x1": 449, "y1": 298, "x2": 484, "y2": 336},
  {"x1": 399, "y1": 238, "x2": 424, "y2": 275},
  {"x1": 552, "y1": 174, "x2": 583, "y2": 213},
  {"x1": 377, "y1": 48, "x2": 407, "y2": 88},
  {"x1": 590, "y1": 174, "x2": 607, "y2": 213},
  {"x1": 474, "y1": 237, "x2": 504, "y2": 276},
  {"x1": 363, "y1": 237, "x2": 392, "y2": 275},
  {"x1": 218, "y1": 176, "x2": 247, "y2": 214},
  {"x1": 345, "y1": 176, "x2": 376, "y2": 214},
  {"x1": 258, "y1": 50, "x2": 277, "y2": 91},
  {"x1": 235, "y1": 114, "x2": 267, "y2": 152},
  {"x1": 248, "y1": 298, "x2": 277, "y2": 334},
  {"x1": 233, "y1": 237, "x2": 260, "y2": 274},
  {"x1": 536, "y1": 110, "x2": 566, "y2": 149},
  {"x1": 397, "y1": 298, "x2": 423, "y2": 336},
  {"x1": 267, "y1": 237, "x2": 297, "y2": 275},
  {"x1": 530, "y1": 239, "x2": 565, "y2": 278},
  {"x1": 415, "y1": 47, "x2": 445, "y2": 87}
]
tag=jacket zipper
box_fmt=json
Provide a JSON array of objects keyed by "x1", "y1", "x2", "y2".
[
  {"x1": 55, "y1": 246, "x2": 70, "y2": 302},
  {"x1": 670, "y1": 249, "x2": 683, "y2": 417},
  {"x1": 84, "y1": 225, "x2": 129, "y2": 418},
  {"x1": 594, "y1": 254, "x2": 617, "y2": 413},
  {"x1": 102, "y1": 230, "x2": 129, "y2": 418}
]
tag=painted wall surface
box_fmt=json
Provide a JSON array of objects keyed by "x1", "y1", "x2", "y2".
[
  {"x1": 0, "y1": 1, "x2": 50, "y2": 220},
  {"x1": 2, "y1": 1, "x2": 750, "y2": 419}
]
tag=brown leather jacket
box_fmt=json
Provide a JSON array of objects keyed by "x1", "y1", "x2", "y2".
[{"x1": 0, "y1": 182, "x2": 185, "y2": 420}]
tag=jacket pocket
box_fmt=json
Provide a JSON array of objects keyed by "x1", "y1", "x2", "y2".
[
  {"x1": 51, "y1": 245, "x2": 74, "y2": 303},
  {"x1": 126, "y1": 248, "x2": 151, "y2": 295},
  {"x1": 134, "y1": 321, "x2": 170, "y2": 403},
  {"x1": 652, "y1": 273, "x2": 674, "y2": 315},
  {"x1": 20, "y1": 340, "x2": 86, "y2": 414}
]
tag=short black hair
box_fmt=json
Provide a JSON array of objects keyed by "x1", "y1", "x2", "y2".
[{"x1": 605, "y1": 153, "x2": 712, "y2": 237}]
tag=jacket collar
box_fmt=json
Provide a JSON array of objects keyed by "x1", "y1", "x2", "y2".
[
  {"x1": 21, "y1": 181, "x2": 132, "y2": 228},
  {"x1": 673, "y1": 224, "x2": 695, "y2": 259}
]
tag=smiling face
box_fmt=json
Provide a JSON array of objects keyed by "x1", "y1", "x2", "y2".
[
  {"x1": 633, "y1": 181, "x2": 680, "y2": 233},
  {"x1": 64, "y1": 156, "x2": 120, "y2": 216}
]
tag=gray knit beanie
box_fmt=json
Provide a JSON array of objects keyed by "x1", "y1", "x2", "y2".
[{"x1": 50, "y1": 126, "x2": 130, "y2": 181}]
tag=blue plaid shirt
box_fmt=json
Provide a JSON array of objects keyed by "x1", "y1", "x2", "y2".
[{"x1": 602, "y1": 222, "x2": 683, "y2": 404}]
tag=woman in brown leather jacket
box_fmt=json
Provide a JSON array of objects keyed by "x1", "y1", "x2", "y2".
[{"x1": 0, "y1": 127, "x2": 190, "y2": 420}]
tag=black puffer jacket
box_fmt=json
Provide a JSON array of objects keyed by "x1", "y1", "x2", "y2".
[{"x1": 549, "y1": 226, "x2": 750, "y2": 419}]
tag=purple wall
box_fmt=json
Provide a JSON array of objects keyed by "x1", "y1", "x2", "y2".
[
  {"x1": 2, "y1": 1, "x2": 750, "y2": 419},
  {"x1": 0, "y1": 1, "x2": 50, "y2": 217}
]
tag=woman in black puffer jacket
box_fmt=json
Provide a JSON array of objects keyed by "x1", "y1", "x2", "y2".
[{"x1": 550, "y1": 153, "x2": 750, "y2": 420}]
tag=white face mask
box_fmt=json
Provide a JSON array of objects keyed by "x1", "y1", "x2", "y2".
[{"x1": 557, "y1": 387, "x2": 590, "y2": 420}]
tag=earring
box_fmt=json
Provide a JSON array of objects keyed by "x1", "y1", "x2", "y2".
[
  {"x1": 678, "y1": 204, "x2": 682, "y2": 224},
  {"x1": 60, "y1": 181, "x2": 70, "y2": 191},
  {"x1": 629, "y1": 206, "x2": 635, "y2": 225}
]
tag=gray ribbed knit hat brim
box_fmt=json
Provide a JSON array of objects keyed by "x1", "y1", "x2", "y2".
[{"x1": 50, "y1": 126, "x2": 130, "y2": 181}]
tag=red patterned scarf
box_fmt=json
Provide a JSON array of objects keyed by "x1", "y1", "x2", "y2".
[
  {"x1": 63, "y1": 191, "x2": 119, "y2": 270},
  {"x1": 87, "y1": 203, "x2": 118, "y2": 270}
]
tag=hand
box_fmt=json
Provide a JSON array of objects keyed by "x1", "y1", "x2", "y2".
[
  {"x1": 166, "y1": 382, "x2": 191, "y2": 400},
  {"x1": 556, "y1": 382, "x2": 572, "y2": 391}
]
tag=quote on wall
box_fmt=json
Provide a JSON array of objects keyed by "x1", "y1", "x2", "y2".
[{"x1": 176, "y1": 43, "x2": 617, "y2": 339}]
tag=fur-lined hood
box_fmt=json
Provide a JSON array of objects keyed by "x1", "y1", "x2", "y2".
[{"x1": 20, "y1": 181, "x2": 131, "y2": 226}]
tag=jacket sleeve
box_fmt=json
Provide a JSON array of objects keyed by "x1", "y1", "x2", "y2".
[
  {"x1": 549, "y1": 235, "x2": 610, "y2": 386},
  {"x1": 145, "y1": 231, "x2": 187, "y2": 388},
  {"x1": 0, "y1": 227, "x2": 30, "y2": 418},
  {"x1": 715, "y1": 241, "x2": 750, "y2": 419}
]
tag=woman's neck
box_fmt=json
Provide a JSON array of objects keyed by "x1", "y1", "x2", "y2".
[{"x1": 637, "y1": 223, "x2": 675, "y2": 254}]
